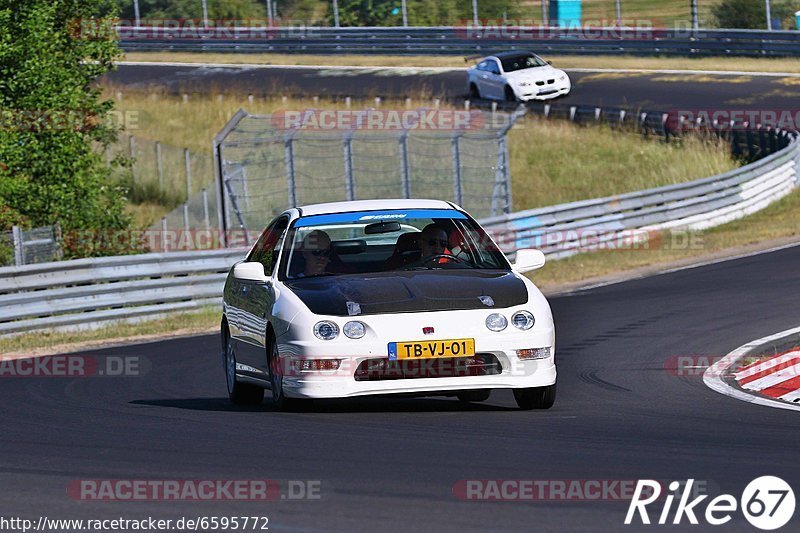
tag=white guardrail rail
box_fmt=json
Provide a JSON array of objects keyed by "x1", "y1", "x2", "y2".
[{"x1": 1, "y1": 132, "x2": 798, "y2": 337}]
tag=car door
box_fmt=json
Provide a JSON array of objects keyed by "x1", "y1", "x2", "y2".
[
  {"x1": 236, "y1": 216, "x2": 289, "y2": 376},
  {"x1": 473, "y1": 60, "x2": 493, "y2": 98},
  {"x1": 484, "y1": 59, "x2": 506, "y2": 99}
]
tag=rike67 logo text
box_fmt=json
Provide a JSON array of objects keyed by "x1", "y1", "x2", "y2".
[{"x1": 625, "y1": 477, "x2": 795, "y2": 530}]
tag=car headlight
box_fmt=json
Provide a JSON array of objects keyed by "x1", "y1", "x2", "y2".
[
  {"x1": 313, "y1": 321, "x2": 339, "y2": 341},
  {"x1": 485, "y1": 313, "x2": 508, "y2": 332},
  {"x1": 343, "y1": 321, "x2": 366, "y2": 339},
  {"x1": 511, "y1": 311, "x2": 535, "y2": 330}
]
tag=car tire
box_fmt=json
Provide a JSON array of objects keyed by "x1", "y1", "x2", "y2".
[
  {"x1": 504, "y1": 86, "x2": 517, "y2": 102},
  {"x1": 457, "y1": 390, "x2": 491, "y2": 403},
  {"x1": 223, "y1": 329, "x2": 265, "y2": 405},
  {"x1": 469, "y1": 83, "x2": 481, "y2": 100},
  {"x1": 267, "y1": 334, "x2": 312, "y2": 411},
  {"x1": 513, "y1": 384, "x2": 556, "y2": 410}
]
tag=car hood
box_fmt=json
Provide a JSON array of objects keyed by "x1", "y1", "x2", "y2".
[
  {"x1": 504, "y1": 67, "x2": 563, "y2": 83},
  {"x1": 284, "y1": 270, "x2": 528, "y2": 316}
]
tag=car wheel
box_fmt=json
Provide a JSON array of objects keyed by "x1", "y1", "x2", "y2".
[
  {"x1": 513, "y1": 384, "x2": 556, "y2": 410},
  {"x1": 223, "y1": 331, "x2": 264, "y2": 405},
  {"x1": 469, "y1": 83, "x2": 481, "y2": 100},
  {"x1": 268, "y1": 335, "x2": 312, "y2": 411},
  {"x1": 457, "y1": 390, "x2": 491, "y2": 403},
  {"x1": 504, "y1": 86, "x2": 517, "y2": 102}
]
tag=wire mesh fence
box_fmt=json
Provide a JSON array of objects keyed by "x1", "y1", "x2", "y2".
[
  {"x1": 0, "y1": 225, "x2": 62, "y2": 267},
  {"x1": 214, "y1": 108, "x2": 521, "y2": 239}
]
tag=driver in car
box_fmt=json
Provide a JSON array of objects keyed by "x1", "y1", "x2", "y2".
[
  {"x1": 420, "y1": 224, "x2": 452, "y2": 264},
  {"x1": 299, "y1": 230, "x2": 333, "y2": 277}
]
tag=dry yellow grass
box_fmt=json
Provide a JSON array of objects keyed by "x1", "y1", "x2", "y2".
[{"x1": 122, "y1": 52, "x2": 800, "y2": 74}]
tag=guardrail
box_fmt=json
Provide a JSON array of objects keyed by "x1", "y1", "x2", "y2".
[
  {"x1": 0, "y1": 249, "x2": 244, "y2": 335},
  {"x1": 120, "y1": 26, "x2": 800, "y2": 57},
  {"x1": 1, "y1": 114, "x2": 798, "y2": 337},
  {"x1": 482, "y1": 130, "x2": 799, "y2": 257}
]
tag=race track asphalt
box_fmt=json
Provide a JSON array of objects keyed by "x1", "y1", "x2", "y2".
[
  {"x1": 2, "y1": 245, "x2": 799, "y2": 531},
  {"x1": 105, "y1": 63, "x2": 800, "y2": 111}
]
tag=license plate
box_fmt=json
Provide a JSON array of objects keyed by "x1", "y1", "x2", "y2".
[{"x1": 388, "y1": 338, "x2": 475, "y2": 360}]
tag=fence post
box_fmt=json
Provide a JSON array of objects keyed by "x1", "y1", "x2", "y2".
[
  {"x1": 343, "y1": 131, "x2": 355, "y2": 201},
  {"x1": 129, "y1": 135, "x2": 136, "y2": 183},
  {"x1": 156, "y1": 141, "x2": 164, "y2": 191},
  {"x1": 11, "y1": 225, "x2": 23, "y2": 267},
  {"x1": 184, "y1": 148, "x2": 192, "y2": 200},
  {"x1": 451, "y1": 133, "x2": 463, "y2": 207},
  {"x1": 202, "y1": 188, "x2": 211, "y2": 230},
  {"x1": 54, "y1": 223, "x2": 63, "y2": 261},
  {"x1": 399, "y1": 132, "x2": 411, "y2": 199},
  {"x1": 183, "y1": 203, "x2": 190, "y2": 249},
  {"x1": 284, "y1": 134, "x2": 297, "y2": 207},
  {"x1": 161, "y1": 217, "x2": 168, "y2": 253}
]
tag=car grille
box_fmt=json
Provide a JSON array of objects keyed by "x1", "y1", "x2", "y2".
[{"x1": 354, "y1": 354, "x2": 501, "y2": 381}]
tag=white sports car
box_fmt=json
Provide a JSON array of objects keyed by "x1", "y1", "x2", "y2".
[
  {"x1": 467, "y1": 51, "x2": 571, "y2": 102},
  {"x1": 221, "y1": 199, "x2": 556, "y2": 410}
]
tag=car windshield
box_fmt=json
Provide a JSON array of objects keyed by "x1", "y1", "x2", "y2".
[
  {"x1": 500, "y1": 54, "x2": 547, "y2": 73},
  {"x1": 281, "y1": 209, "x2": 509, "y2": 279}
]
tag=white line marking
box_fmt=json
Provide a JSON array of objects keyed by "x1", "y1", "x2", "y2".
[
  {"x1": 740, "y1": 361, "x2": 800, "y2": 391},
  {"x1": 779, "y1": 388, "x2": 800, "y2": 403},
  {"x1": 116, "y1": 61, "x2": 800, "y2": 78},
  {"x1": 704, "y1": 325, "x2": 800, "y2": 412},
  {"x1": 735, "y1": 350, "x2": 800, "y2": 380}
]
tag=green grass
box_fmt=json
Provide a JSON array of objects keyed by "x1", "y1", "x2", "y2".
[
  {"x1": 0, "y1": 307, "x2": 220, "y2": 357},
  {"x1": 108, "y1": 90, "x2": 737, "y2": 217}
]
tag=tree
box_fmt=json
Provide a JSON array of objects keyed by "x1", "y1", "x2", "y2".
[
  {"x1": 327, "y1": 0, "x2": 520, "y2": 27},
  {"x1": 117, "y1": 0, "x2": 266, "y2": 21},
  {"x1": 712, "y1": 0, "x2": 799, "y2": 29},
  {"x1": 0, "y1": 0, "x2": 133, "y2": 256}
]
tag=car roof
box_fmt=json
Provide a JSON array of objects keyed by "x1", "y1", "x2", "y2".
[
  {"x1": 491, "y1": 51, "x2": 536, "y2": 59},
  {"x1": 297, "y1": 199, "x2": 456, "y2": 217}
]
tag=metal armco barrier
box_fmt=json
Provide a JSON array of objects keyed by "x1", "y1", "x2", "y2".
[
  {"x1": 119, "y1": 26, "x2": 800, "y2": 57},
  {"x1": 481, "y1": 130, "x2": 799, "y2": 258},
  {"x1": 0, "y1": 249, "x2": 245, "y2": 335}
]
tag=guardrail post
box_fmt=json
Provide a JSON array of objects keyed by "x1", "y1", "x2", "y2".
[
  {"x1": 54, "y1": 223, "x2": 63, "y2": 261},
  {"x1": 399, "y1": 132, "x2": 411, "y2": 199},
  {"x1": 451, "y1": 133, "x2": 463, "y2": 206},
  {"x1": 343, "y1": 131, "x2": 355, "y2": 201},
  {"x1": 11, "y1": 225, "x2": 23, "y2": 266}
]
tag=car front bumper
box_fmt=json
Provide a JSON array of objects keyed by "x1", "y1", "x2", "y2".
[
  {"x1": 516, "y1": 82, "x2": 571, "y2": 101},
  {"x1": 277, "y1": 333, "x2": 556, "y2": 399}
]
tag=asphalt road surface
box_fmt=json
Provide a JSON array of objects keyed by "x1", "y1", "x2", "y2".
[
  {"x1": 106, "y1": 63, "x2": 800, "y2": 111},
  {"x1": 2, "y1": 245, "x2": 799, "y2": 531}
]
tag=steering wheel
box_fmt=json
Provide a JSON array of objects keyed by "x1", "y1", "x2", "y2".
[{"x1": 419, "y1": 253, "x2": 470, "y2": 267}]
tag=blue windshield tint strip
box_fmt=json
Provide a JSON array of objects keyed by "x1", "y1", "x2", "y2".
[{"x1": 296, "y1": 209, "x2": 467, "y2": 227}]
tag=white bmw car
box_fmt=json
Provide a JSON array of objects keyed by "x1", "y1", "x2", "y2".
[
  {"x1": 221, "y1": 199, "x2": 556, "y2": 410},
  {"x1": 467, "y1": 51, "x2": 571, "y2": 102}
]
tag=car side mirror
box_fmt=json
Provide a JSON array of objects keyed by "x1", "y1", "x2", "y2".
[
  {"x1": 233, "y1": 262, "x2": 268, "y2": 283},
  {"x1": 512, "y1": 249, "x2": 546, "y2": 273}
]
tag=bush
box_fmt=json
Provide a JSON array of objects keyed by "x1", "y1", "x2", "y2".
[
  {"x1": 0, "y1": 0, "x2": 134, "y2": 258},
  {"x1": 712, "y1": 0, "x2": 799, "y2": 29}
]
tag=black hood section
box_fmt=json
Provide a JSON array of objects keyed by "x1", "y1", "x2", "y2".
[{"x1": 285, "y1": 271, "x2": 528, "y2": 316}]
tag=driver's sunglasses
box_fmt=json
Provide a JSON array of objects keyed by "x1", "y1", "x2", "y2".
[
  {"x1": 427, "y1": 239, "x2": 449, "y2": 247},
  {"x1": 309, "y1": 248, "x2": 331, "y2": 257}
]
